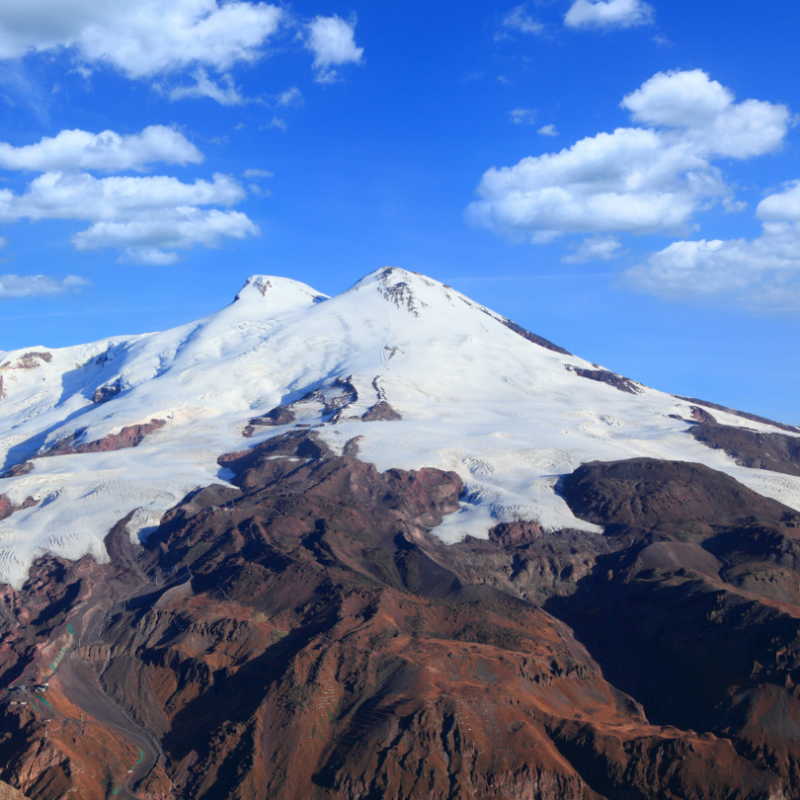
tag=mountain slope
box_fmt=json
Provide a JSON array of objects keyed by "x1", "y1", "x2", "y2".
[{"x1": 1, "y1": 267, "x2": 798, "y2": 589}]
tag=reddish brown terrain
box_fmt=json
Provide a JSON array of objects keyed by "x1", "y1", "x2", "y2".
[{"x1": 2, "y1": 432, "x2": 800, "y2": 799}]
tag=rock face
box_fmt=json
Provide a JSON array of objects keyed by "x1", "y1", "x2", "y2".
[
  {"x1": 565, "y1": 365, "x2": 644, "y2": 395},
  {"x1": 2, "y1": 436, "x2": 800, "y2": 799},
  {"x1": 499, "y1": 317, "x2": 573, "y2": 356},
  {"x1": 676, "y1": 395, "x2": 800, "y2": 434},
  {"x1": 360, "y1": 400, "x2": 401, "y2": 421},
  {"x1": 690, "y1": 421, "x2": 800, "y2": 477},
  {"x1": 44, "y1": 419, "x2": 167, "y2": 457},
  {"x1": 0, "y1": 780, "x2": 31, "y2": 799},
  {"x1": 243, "y1": 406, "x2": 297, "y2": 437},
  {"x1": 553, "y1": 458, "x2": 800, "y2": 795},
  {"x1": 0, "y1": 495, "x2": 37, "y2": 523}
]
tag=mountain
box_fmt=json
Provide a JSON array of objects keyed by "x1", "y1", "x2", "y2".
[{"x1": 1, "y1": 267, "x2": 800, "y2": 800}]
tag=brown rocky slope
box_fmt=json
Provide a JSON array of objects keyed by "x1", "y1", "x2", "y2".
[{"x1": 1, "y1": 435, "x2": 800, "y2": 798}]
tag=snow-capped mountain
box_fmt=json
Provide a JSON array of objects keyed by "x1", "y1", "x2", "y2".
[{"x1": 1, "y1": 266, "x2": 798, "y2": 588}]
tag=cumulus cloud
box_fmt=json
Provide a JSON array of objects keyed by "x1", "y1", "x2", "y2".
[
  {"x1": 73, "y1": 208, "x2": 258, "y2": 263},
  {"x1": 625, "y1": 182, "x2": 800, "y2": 311},
  {"x1": 0, "y1": 0, "x2": 283, "y2": 78},
  {"x1": 0, "y1": 272, "x2": 89, "y2": 297},
  {"x1": 565, "y1": 0, "x2": 654, "y2": 29},
  {"x1": 538, "y1": 124, "x2": 558, "y2": 136},
  {"x1": 305, "y1": 15, "x2": 363, "y2": 84},
  {"x1": 756, "y1": 180, "x2": 800, "y2": 221},
  {"x1": 0, "y1": 171, "x2": 245, "y2": 222},
  {"x1": 0, "y1": 125, "x2": 259, "y2": 263},
  {"x1": 498, "y1": 5, "x2": 544, "y2": 36},
  {"x1": 0, "y1": 3, "x2": 364, "y2": 102},
  {"x1": 0, "y1": 125, "x2": 202, "y2": 172},
  {"x1": 466, "y1": 70, "x2": 791, "y2": 242},
  {"x1": 562, "y1": 235, "x2": 623, "y2": 263},
  {"x1": 621, "y1": 69, "x2": 788, "y2": 158}
]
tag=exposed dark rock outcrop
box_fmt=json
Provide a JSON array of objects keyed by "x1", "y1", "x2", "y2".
[
  {"x1": 0, "y1": 495, "x2": 38, "y2": 522},
  {"x1": 689, "y1": 405, "x2": 717, "y2": 424},
  {"x1": 676, "y1": 395, "x2": 800, "y2": 434},
  {"x1": 689, "y1": 422, "x2": 800, "y2": 477},
  {"x1": 566, "y1": 365, "x2": 643, "y2": 394},
  {"x1": 560, "y1": 457, "x2": 799, "y2": 531},
  {"x1": 12, "y1": 353, "x2": 52, "y2": 370},
  {"x1": 92, "y1": 381, "x2": 123, "y2": 404},
  {"x1": 552, "y1": 457, "x2": 800, "y2": 795},
  {"x1": 361, "y1": 400, "x2": 401, "y2": 421},
  {"x1": 0, "y1": 462, "x2": 34, "y2": 480},
  {"x1": 243, "y1": 405, "x2": 296, "y2": 437},
  {"x1": 43, "y1": 419, "x2": 166, "y2": 457},
  {"x1": 500, "y1": 318, "x2": 573, "y2": 356}
]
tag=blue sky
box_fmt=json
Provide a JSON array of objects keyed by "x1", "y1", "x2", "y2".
[{"x1": 0, "y1": 0, "x2": 799, "y2": 422}]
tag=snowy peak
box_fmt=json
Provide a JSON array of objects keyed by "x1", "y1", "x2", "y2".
[
  {"x1": 346, "y1": 266, "x2": 460, "y2": 317},
  {"x1": 367, "y1": 267, "x2": 432, "y2": 317},
  {"x1": 233, "y1": 274, "x2": 328, "y2": 312}
]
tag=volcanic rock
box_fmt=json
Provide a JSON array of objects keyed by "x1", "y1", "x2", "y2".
[
  {"x1": 565, "y1": 365, "x2": 643, "y2": 395},
  {"x1": 690, "y1": 421, "x2": 800, "y2": 477},
  {"x1": 360, "y1": 401, "x2": 401, "y2": 421},
  {"x1": 44, "y1": 419, "x2": 166, "y2": 457}
]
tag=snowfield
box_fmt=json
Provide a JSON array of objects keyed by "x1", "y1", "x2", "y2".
[{"x1": 0, "y1": 267, "x2": 798, "y2": 587}]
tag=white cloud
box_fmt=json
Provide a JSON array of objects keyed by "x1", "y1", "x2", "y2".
[
  {"x1": 562, "y1": 235, "x2": 622, "y2": 263},
  {"x1": 0, "y1": 127, "x2": 259, "y2": 263},
  {"x1": 565, "y1": 0, "x2": 654, "y2": 29},
  {"x1": 499, "y1": 5, "x2": 544, "y2": 36},
  {"x1": 621, "y1": 69, "x2": 788, "y2": 158},
  {"x1": 277, "y1": 86, "x2": 303, "y2": 107},
  {"x1": 305, "y1": 15, "x2": 363, "y2": 84},
  {"x1": 0, "y1": 171, "x2": 245, "y2": 222},
  {"x1": 0, "y1": 0, "x2": 284, "y2": 78},
  {"x1": 756, "y1": 180, "x2": 800, "y2": 221},
  {"x1": 625, "y1": 182, "x2": 800, "y2": 311},
  {"x1": 73, "y1": 207, "x2": 258, "y2": 262},
  {"x1": 538, "y1": 124, "x2": 558, "y2": 136},
  {"x1": 622, "y1": 69, "x2": 732, "y2": 128},
  {"x1": 119, "y1": 247, "x2": 181, "y2": 266},
  {"x1": 266, "y1": 116, "x2": 287, "y2": 132},
  {"x1": 0, "y1": 272, "x2": 89, "y2": 297},
  {"x1": 243, "y1": 168, "x2": 273, "y2": 179},
  {"x1": 0, "y1": 236, "x2": 5, "y2": 248},
  {"x1": 509, "y1": 108, "x2": 536, "y2": 125},
  {"x1": 466, "y1": 70, "x2": 791, "y2": 242},
  {"x1": 168, "y1": 68, "x2": 245, "y2": 105},
  {"x1": 0, "y1": 4, "x2": 364, "y2": 103},
  {"x1": 0, "y1": 125, "x2": 202, "y2": 172}
]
